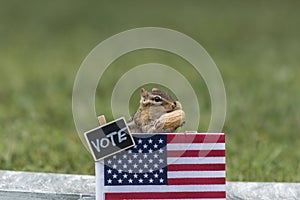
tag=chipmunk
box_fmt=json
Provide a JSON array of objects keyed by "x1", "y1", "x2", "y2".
[{"x1": 127, "y1": 88, "x2": 185, "y2": 133}]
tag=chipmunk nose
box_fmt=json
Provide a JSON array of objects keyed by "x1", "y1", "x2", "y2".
[
  {"x1": 172, "y1": 101, "x2": 177, "y2": 109},
  {"x1": 174, "y1": 101, "x2": 182, "y2": 110}
]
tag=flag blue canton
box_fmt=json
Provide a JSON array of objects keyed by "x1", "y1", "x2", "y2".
[{"x1": 104, "y1": 134, "x2": 167, "y2": 186}]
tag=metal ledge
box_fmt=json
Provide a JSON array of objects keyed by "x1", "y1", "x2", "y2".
[
  {"x1": 0, "y1": 170, "x2": 95, "y2": 200},
  {"x1": 1, "y1": 170, "x2": 299, "y2": 200},
  {"x1": 227, "y1": 181, "x2": 300, "y2": 200}
]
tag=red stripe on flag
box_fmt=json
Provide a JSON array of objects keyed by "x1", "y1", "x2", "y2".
[
  {"x1": 168, "y1": 177, "x2": 226, "y2": 185},
  {"x1": 168, "y1": 164, "x2": 226, "y2": 171},
  {"x1": 167, "y1": 150, "x2": 225, "y2": 157},
  {"x1": 105, "y1": 191, "x2": 226, "y2": 199},
  {"x1": 167, "y1": 134, "x2": 225, "y2": 143}
]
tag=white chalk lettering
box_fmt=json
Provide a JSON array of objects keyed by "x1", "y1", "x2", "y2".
[
  {"x1": 90, "y1": 128, "x2": 129, "y2": 153},
  {"x1": 91, "y1": 139, "x2": 101, "y2": 152},
  {"x1": 118, "y1": 127, "x2": 127, "y2": 142},
  {"x1": 100, "y1": 138, "x2": 110, "y2": 148},
  {"x1": 106, "y1": 131, "x2": 117, "y2": 146}
]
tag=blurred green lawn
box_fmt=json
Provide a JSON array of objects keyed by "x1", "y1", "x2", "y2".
[{"x1": 0, "y1": 0, "x2": 299, "y2": 182}]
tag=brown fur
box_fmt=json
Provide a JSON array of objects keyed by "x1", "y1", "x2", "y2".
[{"x1": 127, "y1": 88, "x2": 185, "y2": 133}]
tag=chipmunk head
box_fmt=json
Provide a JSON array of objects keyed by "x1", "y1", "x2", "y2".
[
  {"x1": 140, "y1": 88, "x2": 182, "y2": 112},
  {"x1": 129, "y1": 87, "x2": 185, "y2": 132}
]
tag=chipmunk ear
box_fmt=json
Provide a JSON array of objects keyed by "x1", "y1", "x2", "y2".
[
  {"x1": 151, "y1": 88, "x2": 160, "y2": 92},
  {"x1": 141, "y1": 88, "x2": 148, "y2": 98}
]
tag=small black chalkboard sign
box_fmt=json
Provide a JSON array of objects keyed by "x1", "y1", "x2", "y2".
[{"x1": 84, "y1": 117, "x2": 135, "y2": 161}]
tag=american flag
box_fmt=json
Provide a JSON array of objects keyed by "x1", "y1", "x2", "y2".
[{"x1": 96, "y1": 133, "x2": 226, "y2": 200}]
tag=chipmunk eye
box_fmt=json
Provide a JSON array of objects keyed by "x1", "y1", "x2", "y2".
[{"x1": 154, "y1": 96, "x2": 162, "y2": 102}]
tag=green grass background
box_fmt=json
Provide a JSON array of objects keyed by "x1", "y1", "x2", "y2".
[{"x1": 0, "y1": 0, "x2": 299, "y2": 182}]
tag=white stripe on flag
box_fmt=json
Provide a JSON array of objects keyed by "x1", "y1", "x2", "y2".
[
  {"x1": 167, "y1": 143, "x2": 225, "y2": 150},
  {"x1": 104, "y1": 184, "x2": 225, "y2": 192},
  {"x1": 168, "y1": 171, "x2": 226, "y2": 178},
  {"x1": 167, "y1": 157, "x2": 225, "y2": 164}
]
